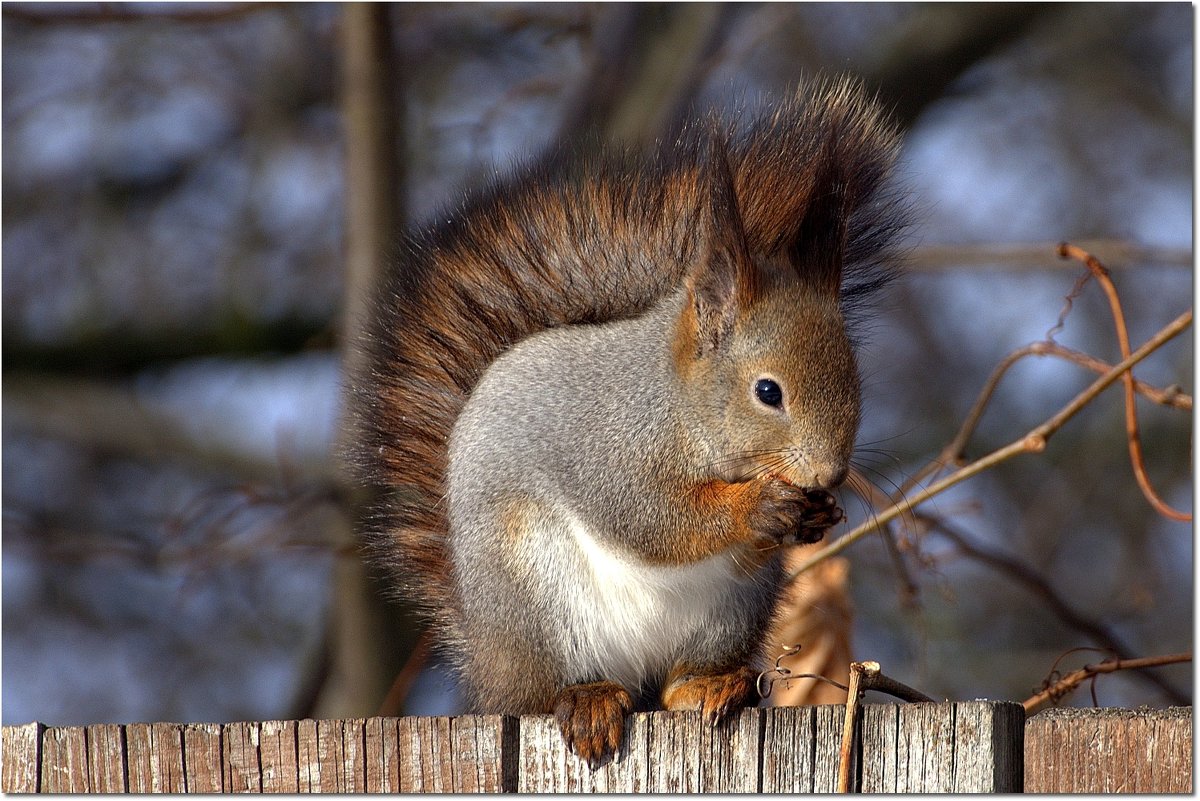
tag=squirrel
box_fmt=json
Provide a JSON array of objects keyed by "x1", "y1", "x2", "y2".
[{"x1": 348, "y1": 77, "x2": 907, "y2": 767}]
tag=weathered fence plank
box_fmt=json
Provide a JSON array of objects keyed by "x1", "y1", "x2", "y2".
[
  {"x1": 2, "y1": 722, "x2": 42, "y2": 792},
  {"x1": 41, "y1": 726, "x2": 89, "y2": 793},
  {"x1": 258, "y1": 720, "x2": 299, "y2": 793},
  {"x1": 518, "y1": 710, "x2": 651, "y2": 791},
  {"x1": 296, "y1": 717, "x2": 369, "y2": 792},
  {"x1": 1025, "y1": 706, "x2": 1192, "y2": 793},
  {"x1": 759, "y1": 704, "x2": 844, "y2": 792},
  {"x1": 181, "y1": 723, "x2": 224, "y2": 792},
  {"x1": 223, "y1": 721, "x2": 260, "y2": 793},
  {"x1": 393, "y1": 714, "x2": 511, "y2": 792},
  {"x1": 443, "y1": 714, "x2": 514, "y2": 792},
  {"x1": 295, "y1": 719, "x2": 320, "y2": 792},
  {"x1": 860, "y1": 701, "x2": 1024, "y2": 792},
  {"x1": 125, "y1": 723, "x2": 185, "y2": 793},
  {"x1": 333, "y1": 718, "x2": 367, "y2": 793},
  {"x1": 87, "y1": 723, "x2": 127, "y2": 793},
  {"x1": 649, "y1": 708, "x2": 761, "y2": 792},
  {"x1": 2, "y1": 704, "x2": 1189, "y2": 793},
  {"x1": 952, "y1": 700, "x2": 1024, "y2": 791}
]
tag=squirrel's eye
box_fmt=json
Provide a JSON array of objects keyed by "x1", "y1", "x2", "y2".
[{"x1": 754, "y1": 378, "x2": 783, "y2": 408}]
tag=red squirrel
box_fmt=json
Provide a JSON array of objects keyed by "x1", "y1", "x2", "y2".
[{"x1": 348, "y1": 77, "x2": 907, "y2": 767}]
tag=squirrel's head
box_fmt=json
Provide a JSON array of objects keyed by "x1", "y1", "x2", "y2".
[{"x1": 671, "y1": 133, "x2": 861, "y2": 491}]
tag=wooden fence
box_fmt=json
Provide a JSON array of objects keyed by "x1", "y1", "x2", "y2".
[{"x1": 2, "y1": 703, "x2": 1191, "y2": 793}]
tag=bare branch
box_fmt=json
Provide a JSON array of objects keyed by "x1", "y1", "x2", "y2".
[
  {"x1": 1023, "y1": 652, "x2": 1192, "y2": 715},
  {"x1": 907, "y1": 240, "x2": 1192, "y2": 272},
  {"x1": 2, "y1": 2, "x2": 277, "y2": 26},
  {"x1": 837, "y1": 660, "x2": 934, "y2": 793},
  {"x1": 1058, "y1": 243, "x2": 1191, "y2": 521},
  {"x1": 790, "y1": 308, "x2": 1193, "y2": 580},
  {"x1": 1033, "y1": 342, "x2": 1191, "y2": 411},
  {"x1": 898, "y1": 337, "x2": 1192, "y2": 501},
  {"x1": 837, "y1": 663, "x2": 865, "y2": 793}
]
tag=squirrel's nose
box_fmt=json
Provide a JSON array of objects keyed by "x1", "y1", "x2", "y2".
[{"x1": 803, "y1": 461, "x2": 849, "y2": 491}]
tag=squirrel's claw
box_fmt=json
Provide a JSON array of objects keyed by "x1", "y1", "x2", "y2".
[
  {"x1": 553, "y1": 681, "x2": 633, "y2": 769},
  {"x1": 661, "y1": 666, "x2": 757, "y2": 726},
  {"x1": 753, "y1": 482, "x2": 844, "y2": 545},
  {"x1": 795, "y1": 488, "x2": 843, "y2": 543}
]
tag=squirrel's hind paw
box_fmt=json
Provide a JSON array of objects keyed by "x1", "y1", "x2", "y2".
[{"x1": 553, "y1": 681, "x2": 633, "y2": 769}]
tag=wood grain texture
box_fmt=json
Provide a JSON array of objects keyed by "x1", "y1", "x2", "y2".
[
  {"x1": 258, "y1": 720, "x2": 299, "y2": 793},
  {"x1": 2, "y1": 722, "x2": 43, "y2": 792},
  {"x1": 1025, "y1": 706, "x2": 1192, "y2": 793},
  {"x1": 326, "y1": 714, "x2": 510, "y2": 792},
  {"x1": 41, "y1": 726, "x2": 88, "y2": 793},
  {"x1": 86, "y1": 724, "x2": 127, "y2": 792},
  {"x1": 445, "y1": 714, "x2": 513, "y2": 792},
  {"x1": 296, "y1": 719, "x2": 320, "y2": 792},
  {"x1": 222, "y1": 721, "x2": 261, "y2": 792},
  {"x1": 181, "y1": 723, "x2": 224, "y2": 792},
  {"x1": 518, "y1": 711, "x2": 651, "y2": 792},
  {"x1": 125, "y1": 723, "x2": 185, "y2": 793},
  {"x1": 0, "y1": 704, "x2": 1187, "y2": 793},
  {"x1": 645, "y1": 708, "x2": 761, "y2": 792},
  {"x1": 310, "y1": 718, "x2": 364, "y2": 792},
  {"x1": 862, "y1": 701, "x2": 1024, "y2": 792},
  {"x1": 519, "y1": 708, "x2": 761, "y2": 792},
  {"x1": 363, "y1": 717, "x2": 397, "y2": 792},
  {"x1": 952, "y1": 700, "x2": 1024, "y2": 791},
  {"x1": 759, "y1": 703, "x2": 845, "y2": 791}
]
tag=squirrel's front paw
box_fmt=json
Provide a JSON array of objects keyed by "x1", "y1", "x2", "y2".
[
  {"x1": 661, "y1": 666, "x2": 757, "y2": 725},
  {"x1": 553, "y1": 681, "x2": 633, "y2": 769},
  {"x1": 795, "y1": 488, "x2": 843, "y2": 542},
  {"x1": 753, "y1": 481, "x2": 843, "y2": 544}
]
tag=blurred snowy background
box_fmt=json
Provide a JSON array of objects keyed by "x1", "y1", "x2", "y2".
[{"x1": 3, "y1": 2, "x2": 1191, "y2": 726}]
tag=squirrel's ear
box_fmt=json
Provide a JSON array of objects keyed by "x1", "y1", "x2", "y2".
[{"x1": 685, "y1": 133, "x2": 756, "y2": 356}]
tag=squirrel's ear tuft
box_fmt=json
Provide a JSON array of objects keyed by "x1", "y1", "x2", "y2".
[
  {"x1": 786, "y1": 139, "x2": 847, "y2": 296},
  {"x1": 686, "y1": 132, "x2": 756, "y2": 356}
]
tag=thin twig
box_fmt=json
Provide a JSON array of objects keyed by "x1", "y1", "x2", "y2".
[
  {"x1": 858, "y1": 666, "x2": 935, "y2": 704},
  {"x1": 906, "y1": 240, "x2": 1192, "y2": 271},
  {"x1": 789, "y1": 309, "x2": 1193, "y2": 580},
  {"x1": 835, "y1": 660, "x2": 935, "y2": 793},
  {"x1": 898, "y1": 255, "x2": 1191, "y2": 501},
  {"x1": 1034, "y1": 341, "x2": 1191, "y2": 410},
  {"x1": 1058, "y1": 243, "x2": 1191, "y2": 521},
  {"x1": 837, "y1": 663, "x2": 867, "y2": 794},
  {"x1": 1022, "y1": 652, "x2": 1192, "y2": 715},
  {"x1": 894, "y1": 340, "x2": 1190, "y2": 501},
  {"x1": 756, "y1": 643, "x2": 852, "y2": 699},
  {"x1": 2, "y1": 2, "x2": 278, "y2": 25}
]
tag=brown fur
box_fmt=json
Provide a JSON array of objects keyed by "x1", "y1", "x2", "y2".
[
  {"x1": 346, "y1": 76, "x2": 906, "y2": 678},
  {"x1": 661, "y1": 663, "x2": 760, "y2": 724},
  {"x1": 552, "y1": 681, "x2": 634, "y2": 768}
]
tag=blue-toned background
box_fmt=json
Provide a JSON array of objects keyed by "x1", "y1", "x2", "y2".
[{"x1": 3, "y1": 2, "x2": 1191, "y2": 726}]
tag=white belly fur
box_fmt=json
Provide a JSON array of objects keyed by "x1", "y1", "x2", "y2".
[{"x1": 530, "y1": 511, "x2": 744, "y2": 693}]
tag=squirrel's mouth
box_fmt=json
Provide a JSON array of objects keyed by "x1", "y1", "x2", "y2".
[{"x1": 715, "y1": 451, "x2": 849, "y2": 492}]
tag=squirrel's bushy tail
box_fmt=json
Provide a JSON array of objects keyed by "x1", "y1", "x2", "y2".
[{"x1": 348, "y1": 76, "x2": 907, "y2": 656}]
